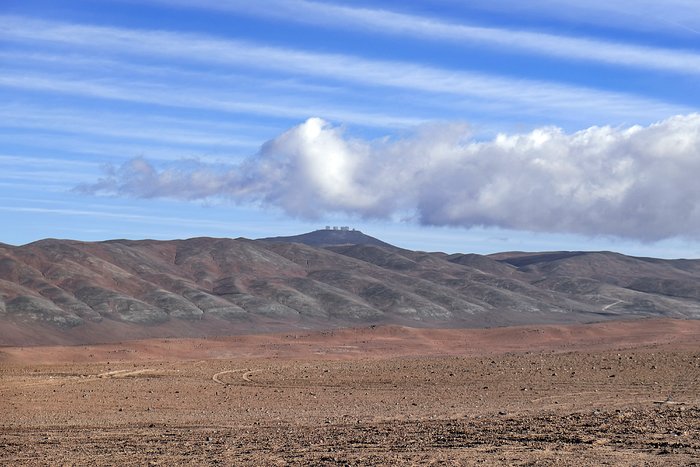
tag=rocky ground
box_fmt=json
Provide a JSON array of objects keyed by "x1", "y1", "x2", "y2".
[{"x1": 1, "y1": 322, "x2": 699, "y2": 465}]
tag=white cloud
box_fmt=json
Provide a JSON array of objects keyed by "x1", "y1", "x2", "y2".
[{"x1": 79, "y1": 114, "x2": 700, "y2": 241}]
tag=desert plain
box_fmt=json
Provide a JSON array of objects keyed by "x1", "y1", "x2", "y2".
[{"x1": 1, "y1": 318, "x2": 699, "y2": 466}]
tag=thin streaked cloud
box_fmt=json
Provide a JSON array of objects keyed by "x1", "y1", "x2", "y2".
[
  {"x1": 0, "y1": 73, "x2": 425, "y2": 129},
  {"x1": 150, "y1": 0, "x2": 700, "y2": 75},
  {"x1": 0, "y1": 154, "x2": 98, "y2": 169},
  {"x1": 1, "y1": 25, "x2": 692, "y2": 124},
  {"x1": 0, "y1": 135, "x2": 247, "y2": 163},
  {"x1": 457, "y1": 0, "x2": 700, "y2": 35},
  {"x1": 0, "y1": 205, "x2": 293, "y2": 236},
  {"x1": 0, "y1": 107, "x2": 264, "y2": 149}
]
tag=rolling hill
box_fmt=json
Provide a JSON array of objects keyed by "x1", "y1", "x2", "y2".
[{"x1": 1, "y1": 229, "x2": 699, "y2": 345}]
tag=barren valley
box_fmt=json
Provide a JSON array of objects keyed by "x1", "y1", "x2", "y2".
[{"x1": 2, "y1": 320, "x2": 699, "y2": 465}]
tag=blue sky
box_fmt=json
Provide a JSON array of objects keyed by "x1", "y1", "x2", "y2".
[{"x1": 2, "y1": 0, "x2": 700, "y2": 257}]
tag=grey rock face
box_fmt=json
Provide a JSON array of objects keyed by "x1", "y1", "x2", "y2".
[
  {"x1": 35, "y1": 282, "x2": 102, "y2": 321},
  {"x1": 145, "y1": 290, "x2": 204, "y2": 320},
  {"x1": 181, "y1": 289, "x2": 247, "y2": 320},
  {"x1": 6, "y1": 295, "x2": 83, "y2": 327},
  {"x1": 75, "y1": 287, "x2": 169, "y2": 324},
  {"x1": 226, "y1": 294, "x2": 300, "y2": 318}
]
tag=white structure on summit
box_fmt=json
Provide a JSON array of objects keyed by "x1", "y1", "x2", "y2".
[{"x1": 324, "y1": 226, "x2": 357, "y2": 231}]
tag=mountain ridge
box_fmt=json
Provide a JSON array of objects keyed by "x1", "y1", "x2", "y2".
[{"x1": 1, "y1": 231, "x2": 700, "y2": 346}]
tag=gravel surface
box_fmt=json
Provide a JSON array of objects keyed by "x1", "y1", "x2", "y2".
[{"x1": 2, "y1": 337, "x2": 699, "y2": 465}]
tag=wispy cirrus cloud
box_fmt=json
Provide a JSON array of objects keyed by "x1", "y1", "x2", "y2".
[
  {"x1": 79, "y1": 114, "x2": 700, "y2": 241},
  {"x1": 138, "y1": 0, "x2": 700, "y2": 74},
  {"x1": 0, "y1": 73, "x2": 424, "y2": 129},
  {"x1": 456, "y1": 0, "x2": 700, "y2": 35},
  {"x1": 0, "y1": 205, "x2": 260, "y2": 232},
  {"x1": 0, "y1": 16, "x2": 691, "y2": 125},
  {"x1": 0, "y1": 104, "x2": 266, "y2": 149}
]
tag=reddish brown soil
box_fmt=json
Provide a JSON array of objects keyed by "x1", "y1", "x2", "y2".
[{"x1": 1, "y1": 319, "x2": 699, "y2": 465}]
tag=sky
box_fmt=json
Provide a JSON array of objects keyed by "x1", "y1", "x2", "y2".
[{"x1": 2, "y1": 0, "x2": 700, "y2": 257}]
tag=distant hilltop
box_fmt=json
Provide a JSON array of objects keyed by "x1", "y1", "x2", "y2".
[{"x1": 258, "y1": 228, "x2": 395, "y2": 248}]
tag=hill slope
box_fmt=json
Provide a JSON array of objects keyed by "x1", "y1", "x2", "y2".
[{"x1": 1, "y1": 234, "x2": 699, "y2": 345}]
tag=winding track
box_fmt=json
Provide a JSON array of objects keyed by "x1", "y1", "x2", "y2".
[
  {"x1": 0, "y1": 367, "x2": 162, "y2": 392},
  {"x1": 211, "y1": 369, "x2": 245, "y2": 385},
  {"x1": 211, "y1": 369, "x2": 263, "y2": 386}
]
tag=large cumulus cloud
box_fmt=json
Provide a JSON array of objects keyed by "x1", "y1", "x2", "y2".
[{"x1": 78, "y1": 114, "x2": 700, "y2": 241}]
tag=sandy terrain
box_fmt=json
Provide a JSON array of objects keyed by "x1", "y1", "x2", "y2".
[{"x1": 1, "y1": 319, "x2": 699, "y2": 465}]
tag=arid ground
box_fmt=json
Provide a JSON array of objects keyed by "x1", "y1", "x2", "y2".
[{"x1": 2, "y1": 319, "x2": 699, "y2": 465}]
